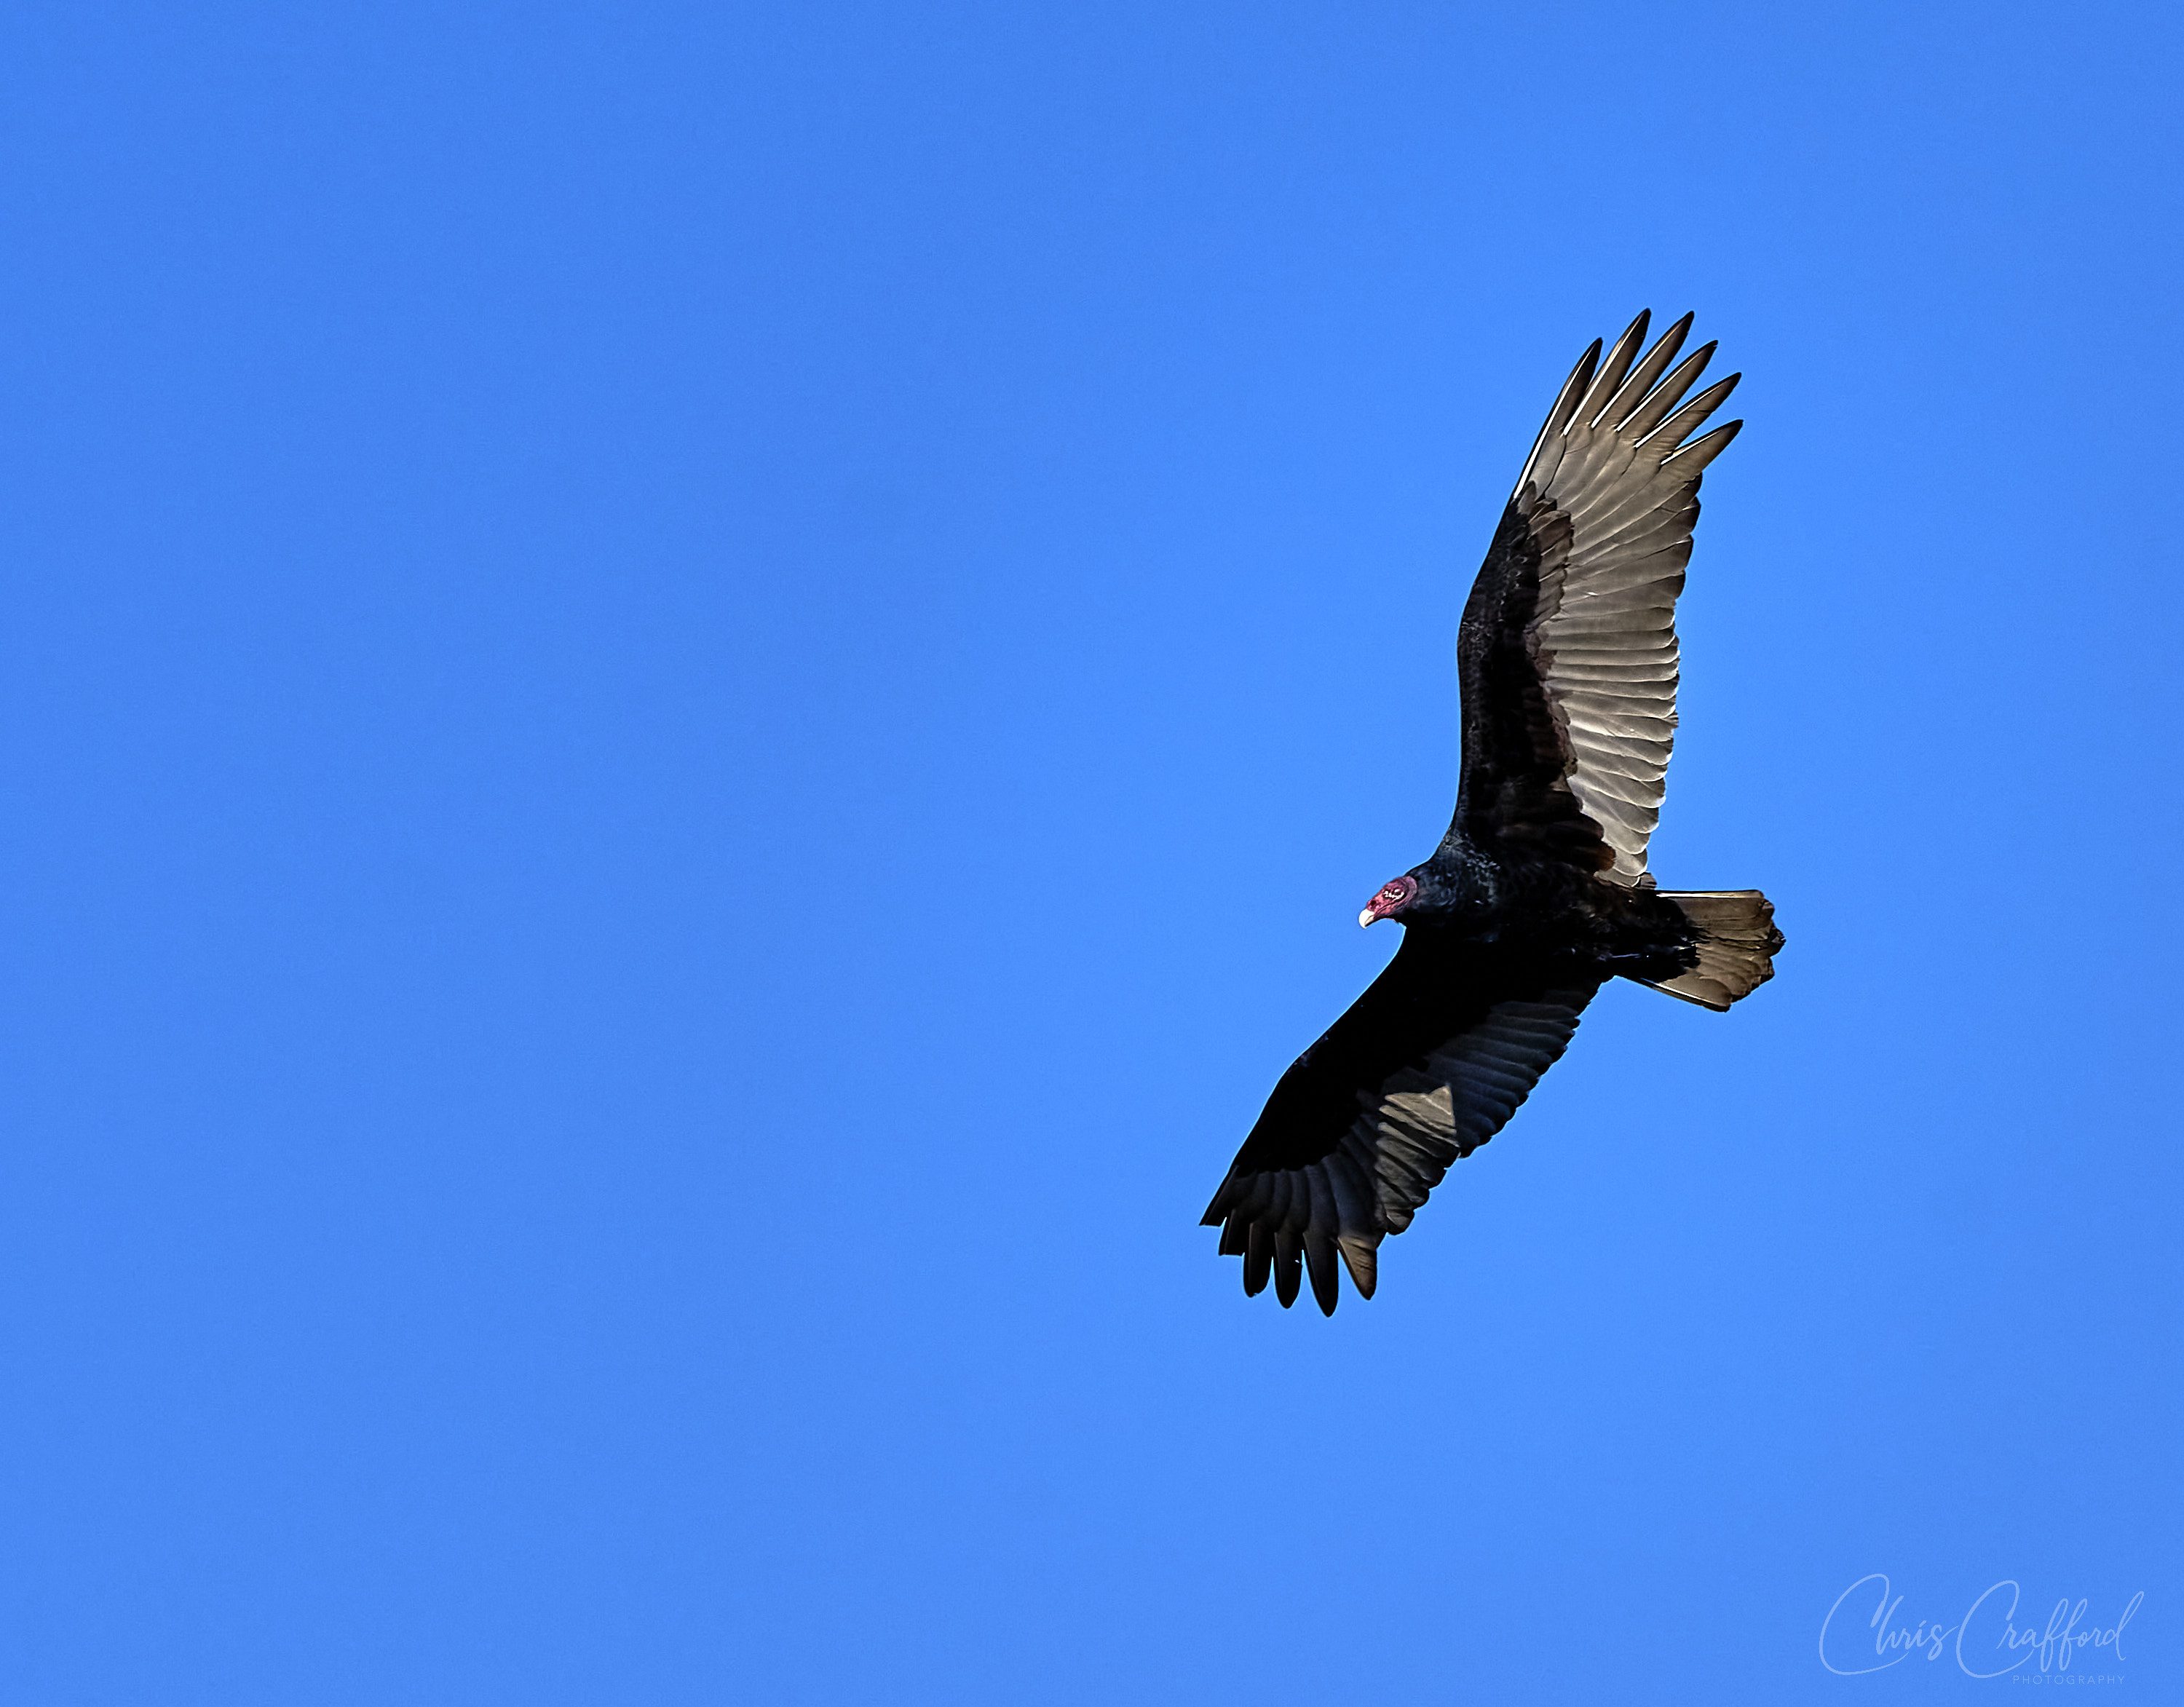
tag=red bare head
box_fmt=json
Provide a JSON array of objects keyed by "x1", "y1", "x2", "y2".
[{"x1": 1358, "y1": 874, "x2": 1417, "y2": 928}]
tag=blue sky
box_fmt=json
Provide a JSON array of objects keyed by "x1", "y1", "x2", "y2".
[{"x1": 1, "y1": 4, "x2": 2178, "y2": 1701}]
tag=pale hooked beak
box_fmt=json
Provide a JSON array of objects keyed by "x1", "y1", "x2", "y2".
[{"x1": 1358, "y1": 907, "x2": 1379, "y2": 929}]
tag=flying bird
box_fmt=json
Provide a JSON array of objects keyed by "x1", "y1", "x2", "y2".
[{"x1": 1203, "y1": 310, "x2": 1783, "y2": 1315}]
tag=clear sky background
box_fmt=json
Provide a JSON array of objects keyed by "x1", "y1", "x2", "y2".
[{"x1": 2, "y1": 4, "x2": 2178, "y2": 1702}]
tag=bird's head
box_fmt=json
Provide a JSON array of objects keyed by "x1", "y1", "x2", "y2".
[{"x1": 1358, "y1": 874, "x2": 1419, "y2": 928}]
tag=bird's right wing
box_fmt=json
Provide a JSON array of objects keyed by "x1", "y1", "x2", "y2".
[
  {"x1": 1202, "y1": 938, "x2": 1598, "y2": 1314},
  {"x1": 1452, "y1": 311, "x2": 1741, "y2": 884}
]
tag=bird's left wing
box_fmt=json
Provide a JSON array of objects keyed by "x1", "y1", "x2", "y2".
[
  {"x1": 1202, "y1": 938, "x2": 1598, "y2": 1314},
  {"x1": 1452, "y1": 311, "x2": 1742, "y2": 884}
]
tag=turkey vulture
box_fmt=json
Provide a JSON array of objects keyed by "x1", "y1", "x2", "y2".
[{"x1": 1203, "y1": 309, "x2": 1782, "y2": 1315}]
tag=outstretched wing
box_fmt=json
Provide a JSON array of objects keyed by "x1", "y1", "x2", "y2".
[
  {"x1": 1202, "y1": 937, "x2": 1598, "y2": 1314},
  {"x1": 1452, "y1": 311, "x2": 1741, "y2": 884}
]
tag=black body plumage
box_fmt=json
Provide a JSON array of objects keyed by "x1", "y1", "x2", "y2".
[{"x1": 1203, "y1": 311, "x2": 1784, "y2": 1315}]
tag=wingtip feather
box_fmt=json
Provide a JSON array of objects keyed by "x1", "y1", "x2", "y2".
[{"x1": 1582, "y1": 312, "x2": 1652, "y2": 426}]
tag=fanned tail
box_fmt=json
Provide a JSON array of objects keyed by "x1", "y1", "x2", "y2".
[{"x1": 1643, "y1": 890, "x2": 1783, "y2": 1010}]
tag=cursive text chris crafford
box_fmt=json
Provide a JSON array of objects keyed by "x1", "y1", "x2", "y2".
[{"x1": 1819, "y1": 1574, "x2": 2142, "y2": 1679}]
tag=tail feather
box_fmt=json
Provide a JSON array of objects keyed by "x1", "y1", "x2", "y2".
[{"x1": 1644, "y1": 890, "x2": 1782, "y2": 1011}]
